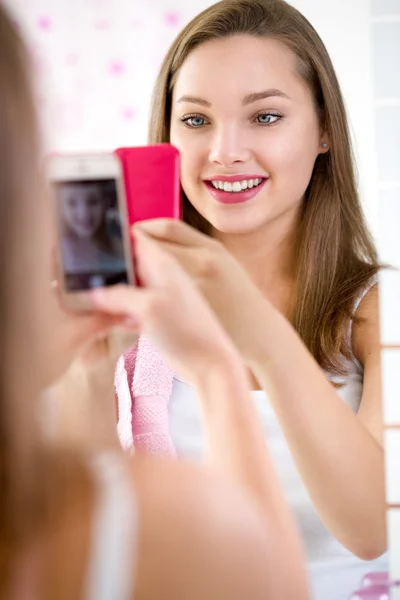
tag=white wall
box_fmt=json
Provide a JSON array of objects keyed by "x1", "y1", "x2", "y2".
[
  {"x1": 371, "y1": 0, "x2": 400, "y2": 596},
  {"x1": 5, "y1": 0, "x2": 378, "y2": 232},
  {"x1": 289, "y1": 0, "x2": 378, "y2": 233}
]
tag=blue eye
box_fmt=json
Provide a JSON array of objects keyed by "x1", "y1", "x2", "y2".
[
  {"x1": 190, "y1": 117, "x2": 205, "y2": 127},
  {"x1": 255, "y1": 113, "x2": 281, "y2": 125},
  {"x1": 181, "y1": 115, "x2": 208, "y2": 128}
]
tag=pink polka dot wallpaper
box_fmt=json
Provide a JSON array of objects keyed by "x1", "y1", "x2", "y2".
[{"x1": 3, "y1": 0, "x2": 214, "y2": 152}]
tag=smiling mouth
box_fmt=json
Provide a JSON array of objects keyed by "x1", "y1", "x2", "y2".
[
  {"x1": 204, "y1": 177, "x2": 268, "y2": 205},
  {"x1": 207, "y1": 177, "x2": 266, "y2": 193}
]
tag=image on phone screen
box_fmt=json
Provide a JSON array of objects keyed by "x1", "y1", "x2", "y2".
[{"x1": 55, "y1": 179, "x2": 129, "y2": 291}]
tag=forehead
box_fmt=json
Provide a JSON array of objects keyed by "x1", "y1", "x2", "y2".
[
  {"x1": 172, "y1": 35, "x2": 310, "y2": 107},
  {"x1": 61, "y1": 184, "x2": 101, "y2": 199}
]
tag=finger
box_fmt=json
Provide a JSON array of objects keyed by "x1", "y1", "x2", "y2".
[
  {"x1": 139, "y1": 236, "x2": 198, "y2": 277},
  {"x1": 50, "y1": 249, "x2": 63, "y2": 300},
  {"x1": 133, "y1": 230, "x2": 186, "y2": 288},
  {"x1": 49, "y1": 247, "x2": 124, "y2": 329},
  {"x1": 67, "y1": 313, "x2": 125, "y2": 351},
  {"x1": 90, "y1": 284, "x2": 151, "y2": 321},
  {"x1": 50, "y1": 247, "x2": 59, "y2": 281},
  {"x1": 133, "y1": 218, "x2": 211, "y2": 247}
]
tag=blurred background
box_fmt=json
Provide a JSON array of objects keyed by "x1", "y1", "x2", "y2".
[{"x1": 5, "y1": 0, "x2": 379, "y2": 229}]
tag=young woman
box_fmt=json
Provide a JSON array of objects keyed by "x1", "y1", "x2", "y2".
[
  {"x1": 0, "y1": 4, "x2": 307, "y2": 599},
  {"x1": 116, "y1": 0, "x2": 388, "y2": 597},
  {"x1": 59, "y1": 181, "x2": 126, "y2": 278}
]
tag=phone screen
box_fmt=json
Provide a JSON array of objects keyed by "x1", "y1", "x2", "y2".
[{"x1": 54, "y1": 178, "x2": 130, "y2": 291}]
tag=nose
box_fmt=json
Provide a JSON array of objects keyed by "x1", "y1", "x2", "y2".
[
  {"x1": 76, "y1": 203, "x2": 89, "y2": 222},
  {"x1": 208, "y1": 124, "x2": 251, "y2": 167}
]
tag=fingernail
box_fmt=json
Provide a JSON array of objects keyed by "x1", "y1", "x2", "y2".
[
  {"x1": 91, "y1": 287, "x2": 106, "y2": 304},
  {"x1": 134, "y1": 220, "x2": 154, "y2": 231}
]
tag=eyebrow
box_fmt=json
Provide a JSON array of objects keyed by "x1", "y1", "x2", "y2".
[
  {"x1": 177, "y1": 89, "x2": 290, "y2": 108},
  {"x1": 243, "y1": 89, "x2": 290, "y2": 105},
  {"x1": 177, "y1": 95, "x2": 211, "y2": 107}
]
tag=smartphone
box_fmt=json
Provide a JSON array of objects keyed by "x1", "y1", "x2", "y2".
[
  {"x1": 48, "y1": 152, "x2": 134, "y2": 310},
  {"x1": 115, "y1": 144, "x2": 182, "y2": 226}
]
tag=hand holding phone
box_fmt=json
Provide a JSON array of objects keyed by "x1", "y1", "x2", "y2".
[
  {"x1": 48, "y1": 145, "x2": 182, "y2": 310},
  {"x1": 48, "y1": 152, "x2": 134, "y2": 310}
]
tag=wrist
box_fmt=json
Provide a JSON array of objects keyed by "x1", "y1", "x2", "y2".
[{"x1": 194, "y1": 346, "x2": 249, "y2": 395}]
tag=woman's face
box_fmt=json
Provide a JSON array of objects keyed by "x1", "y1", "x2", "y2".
[
  {"x1": 170, "y1": 35, "x2": 328, "y2": 235},
  {"x1": 61, "y1": 184, "x2": 106, "y2": 239}
]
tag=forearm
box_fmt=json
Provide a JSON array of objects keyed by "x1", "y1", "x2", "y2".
[
  {"x1": 248, "y1": 304, "x2": 386, "y2": 558},
  {"x1": 195, "y1": 354, "x2": 306, "y2": 570}
]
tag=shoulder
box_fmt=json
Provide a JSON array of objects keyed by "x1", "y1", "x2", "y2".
[{"x1": 129, "y1": 456, "x2": 305, "y2": 600}]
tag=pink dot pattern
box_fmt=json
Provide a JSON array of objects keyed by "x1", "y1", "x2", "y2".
[
  {"x1": 109, "y1": 60, "x2": 126, "y2": 75},
  {"x1": 164, "y1": 11, "x2": 180, "y2": 26},
  {"x1": 3, "y1": 0, "x2": 213, "y2": 151},
  {"x1": 37, "y1": 15, "x2": 52, "y2": 30}
]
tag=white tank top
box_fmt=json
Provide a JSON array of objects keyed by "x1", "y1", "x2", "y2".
[
  {"x1": 84, "y1": 452, "x2": 137, "y2": 600},
  {"x1": 167, "y1": 280, "x2": 388, "y2": 599}
]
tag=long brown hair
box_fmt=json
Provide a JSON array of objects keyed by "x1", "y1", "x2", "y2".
[
  {"x1": 0, "y1": 6, "x2": 92, "y2": 598},
  {"x1": 149, "y1": 0, "x2": 380, "y2": 377}
]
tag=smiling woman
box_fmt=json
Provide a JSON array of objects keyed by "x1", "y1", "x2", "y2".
[
  {"x1": 169, "y1": 34, "x2": 329, "y2": 239},
  {"x1": 116, "y1": 1, "x2": 387, "y2": 598}
]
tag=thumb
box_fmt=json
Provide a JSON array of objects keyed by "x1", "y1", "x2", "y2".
[
  {"x1": 133, "y1": 228, "x2": 180, "y2": 289},
  {"x1": 90, "y1": 284, "x2": 151, "y2": 323}
]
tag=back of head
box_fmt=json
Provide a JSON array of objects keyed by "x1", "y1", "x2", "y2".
[
  {"x1": 0, "y1": 3, "x2": 44, "y2": 562},
  {"x1": 150, "y1": 0, "x2": 379, "y2": 377},
  {"x1": 0, "y1": 7, "x2": 92, "y2": 596}
]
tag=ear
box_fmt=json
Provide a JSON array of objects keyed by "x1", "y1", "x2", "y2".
[{"x1": 319, "y1": 133, "x2": 330, "y2": 154}]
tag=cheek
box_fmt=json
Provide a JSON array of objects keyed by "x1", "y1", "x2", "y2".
[
  {"x1": 175, "y1": 151, "x2": 206, "y2": 216},
  {"x1": 262, "y1": 127, "x2": 319, "y2": 191},
  {"x1": 171, "y1": 131, "x2": 205, "y2": 194}
]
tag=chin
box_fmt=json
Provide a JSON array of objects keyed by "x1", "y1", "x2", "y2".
[{"x1": 205, "y1": 212, "x2": 268, "y2": 236}]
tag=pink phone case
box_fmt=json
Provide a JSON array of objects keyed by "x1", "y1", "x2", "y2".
[
  {"x1": 115, "y1": 144, "x2": 182, "y2": 226},
  {"x1": 115, "y1": 144, "x2": 182, "y2": 285}
]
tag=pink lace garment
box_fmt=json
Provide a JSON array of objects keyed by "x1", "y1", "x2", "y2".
[
  {"x1": 115, "y1": 278, "x2": 379, "y2": 458},
  {"x1": 114, "y1": 336, "x2": 176, "y2": 456}
]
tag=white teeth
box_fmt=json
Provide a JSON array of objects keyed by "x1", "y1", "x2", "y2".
[{"x1": 209, "y1": 178, "x2": 264, "y2": 192}]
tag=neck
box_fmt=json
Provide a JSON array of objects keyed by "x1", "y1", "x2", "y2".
[{"x1": 212, "y1": 210, "x2": 301, "y2": 295}]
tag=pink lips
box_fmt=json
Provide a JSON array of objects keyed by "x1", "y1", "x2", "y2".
[{"x1": 205, "y1": 175, "x2": 268, "y2": 205}]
